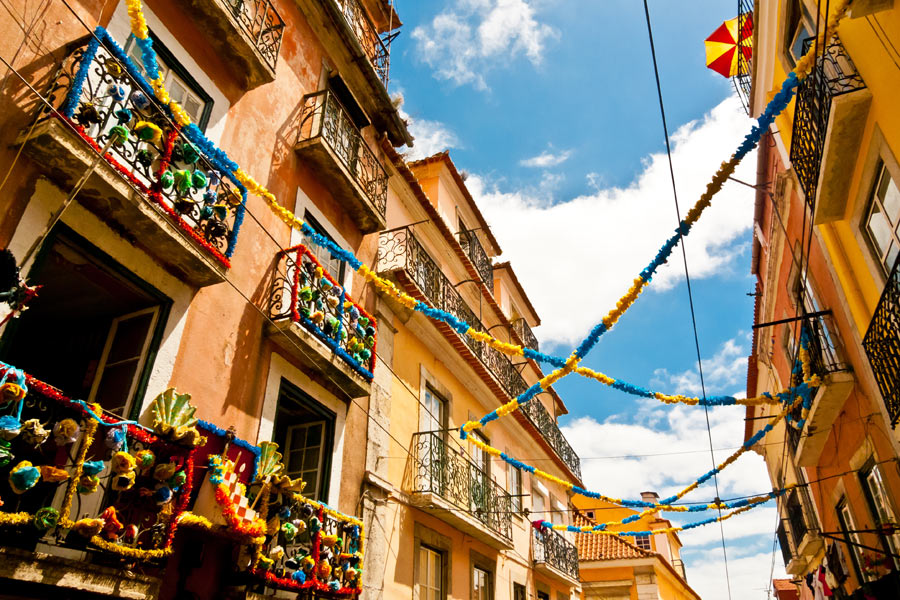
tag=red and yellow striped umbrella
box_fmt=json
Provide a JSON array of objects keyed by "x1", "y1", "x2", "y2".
[{"x1": 705, "y1": 15, "x2": 753, "y2": 78}]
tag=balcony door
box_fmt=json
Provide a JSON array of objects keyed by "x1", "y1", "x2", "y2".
[
  {"x1": 0, "y1": 228, "x2": 169, "y2": 420},
  {"x1": 419, "y1": 386, "x2": 446, "y2": 493},
  {"x1": 469, "y1": 430, "x2": 491, "y2": 520}
]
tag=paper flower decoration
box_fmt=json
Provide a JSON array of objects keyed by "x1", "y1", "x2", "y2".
[
  {"x1": 105, "y1": 426, "x2": 126, "y2": 451},
  {"x1": 40, "y1": 465, "x2": 69, "y2": 483},
  {"x1": 20, "y1": 419, "x2": 49, "y2": 446},
  {"x1": 33, "y1": 506, "x2": 60, "y2": 531},
  {"x1": 135, "y1": 449, "x2": 156, "y2": 472},
  {"x1": 9, "y1": 460, "x2": 40, "y2": 493},
  {"x1": 100, "y1": 506, "x2": 123, "y2": 540},
  {"x1": 52, "y1": 418, "x2": 80, "y2": 445},
  {"x1": 73, "y1": 517, "x2": 104, "y2": 538},
  {"x1": 82, "y1": 460, "x2": 105, "y2": 476},
  {"x1": 0, "y1": 415, "x2": 21, "y2": 440}
]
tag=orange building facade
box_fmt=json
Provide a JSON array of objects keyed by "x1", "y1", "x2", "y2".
[{"x1": 743, "y1": 0, "x2": 900, "y2": 598}]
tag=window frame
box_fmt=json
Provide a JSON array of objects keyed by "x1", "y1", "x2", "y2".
[
  {"x1": 859, "y1": 460, "x2": 900, "y2": 568},
  {"x1": 837, "y1": 497, "x2": 867, "y2": 583},
  {"x1": 272, "y1": 378, "x2": 336, "y2": 501},
  {"x1": 634, "y1": 534, "x2": 652, "y2": 551},
  {"x1": 417, "y1": 543, "x2": 444, "y2": 600},
  {"x1": 781, "y1": 0, "x2": 816, "y2": 69},
  {"x1": 470, "y1": 552, "x2": 495, "y2": 600},
  {"x1": 303, "y1": 210, "x2": 347, "y2": 286},
  {"x1": 123, "y1": 30, "x2": 213, "y2": 131},
  {"x1": 508, "y1": 458, "x2": 523, "y2": 512},
  {"x1": 863, "y1": 160, "x2": 900, "y2": 276}
]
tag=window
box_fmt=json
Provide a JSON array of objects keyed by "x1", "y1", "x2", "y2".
[
  {"x1": 508, "y1": 461, "x2": 522, "y2": 512},
  {"x1": 418, "y1": 545, "x2": 443, "y2": 600},
  {"x1": 512, "y1": 583, "x2": 526, "y2": 600},
  {"x1": 420, "y1": 385, "x2": 446, "y2": 433},
  {"x1": 634, "y1": 534, "x2": 652, "y2": 551},
  {"x1": 303, "y1": 211, "x2": 346, "y2": 285},
  {"x1": 0, "y1": 227, "x2": 169, "y2": 420},
  {"x1": 532, "y1": 486, "x2": 546, "y2": 516},
  {"x1": 470, "y1": 430, "x2": 490, "y2": 515},
  {"x1": 784, "y1": 1, "x2": 814, "y2": 67},
  {"x1": 585, "y1": 510, "x2": 595, "y2": 520},
  {"x1": 860, "y1": 461, "x2": 900, "y2": 567},
  {"x1": 837, "y1": 498, "x2": 866, "y2": 582},
  {"x1": 125, "y1": 33, "x2": 212, "y2": 130},
  {"x1": 864, "y1": 161, "x2": 900, "y2": 275},
  {"x1": 272, "y1": 379, "x2": 336, "y2": 500},
  {"x1": 473, "y1": 566, "x2": 492, "y2": 600}
]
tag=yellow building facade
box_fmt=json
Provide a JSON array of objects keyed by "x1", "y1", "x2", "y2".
[{"x1": 745, "y1": 0, "x2": 900, "y2": 597}]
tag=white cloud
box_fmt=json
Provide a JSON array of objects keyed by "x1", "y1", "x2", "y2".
[
  {"x1": 681, "y1": 548, "x2": 789, "y2": 600},
  {"x1": 651, "y1": 335, "x2": 750, "y2": 395},
  {"x1": 519, "y1": 149, "x2": 573, "y2": 168},
  {"x1": 467, "y1": 96, "x2": 755, "y2": 345},
  {"x1": 412, "y1": 0, "x2": 556, "y2": 89},
  {"x1": 404, "y1": 117, "x2": 461, "y2": 160}
]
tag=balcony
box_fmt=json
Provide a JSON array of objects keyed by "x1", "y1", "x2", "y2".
[
  {"x1": 780, "y1": 487, "x2": 822, "y2": 575},
  {"x1": 334, "y1": 0, "x2": 393, "y2": 86},
  {"x1": 793, "y1": 315, "x2": 854, "y2": 466},
  {"x1": 733, "y1": 2, "x2": 753, "y2": 114},
  {"x1": 864, "y1": 255, "x2": 900, "y2": 427},
  {"x1": 266, "y1": 243, "x2": 376, "y2": 398},
  {"x1": 0, "y1": 364, "x2": 196, "y2": 581},
  {"x1": 513, "y1": 318, "x2": 539, "y2": 352},
  {"x1": 458, "y1": 228, "x2": 493, "y2": 292},
  {"x1": 377, "y1": 227, "x2": 528, "y2": 399},
  {"x1": 519, "y1": 396, "x2": 582, "y2": 480},
  {"x1": 790, "y1": 37, "x2": 870, "y2": 222},
  {"x1": 409, "y1": 432, "x2": 513, "y2": 549},
  {"x1": 19, "y1": 34, "x2": 245, "y2": 287},
  {"x1": 295, "y1": 90, "x2": 387, "y2": 234},
  {"x1": 181, "y1": 0, "x2": 284, "y2": 87},
  {"x1": 533, "y1": 527, "x2": 580, "y2": 586}
]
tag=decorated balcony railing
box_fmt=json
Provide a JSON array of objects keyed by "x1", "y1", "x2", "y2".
[
  {"x1": 864, "y1": 255, "x2": 900, "y2": 426},
  {"x1": 377, "y1": 227, "x2": 528, "y2": 399},
  {"x1": 734, "y1": 1, "x2": 753, "y2": 114},
  {"x1": 780, "y1": 485, "x2": 821, "y2": 573},
  {"x1": 334, "y1": 0, "x2": 392, "y2": 86},
  {"x1": 25, "y1": 32, "x2": 245, "y2": 284},
  {"x1": 268, "y1": 243, "x2": 377, "y2": 379},
  {"x1": 296, "y1": 89, "x2": 387, "y2": 233},
  {"x1": 220, "y1": 0, "x2": 285, "y2": 72},
  {"x1": 790, "y1": 36, "x2": 866, "y2": 208},
  {"x1": 803, "y1": 313, "x2": 849, "y2": 378},
  {"x1": 458, "y1": 229, "x2": 493, "y2": 292},
  {"x1": 410, "y1": 432, "x2": 512, "y2": 542},
  {"x1": 519, "y1": 396, "x2": 582, "y2": 480},
  {"x1": 0, "y1": 366, "x2": 199, "y2": 565},
  {"x1": 513, "y1": 318, "x2": 539, "y2": 353},
  {"x1": 533, "y1": 527, "x2": 580, "y2": 581},
  {"x1": 0, "y1": 361, "x2": 364, "y2": 597}
]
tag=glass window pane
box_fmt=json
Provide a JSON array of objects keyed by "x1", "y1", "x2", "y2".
[
  {"x1": 168, "y1": 77, "x2": 186, "y2": 104},
  {"x1": 303, "y1": 449, "x2": 319, "y2": 470},
  {"x1": 184, "y1": 95, "x2": 202, "y2": 121},
  {"x1": 880, "y1": 169, "x2": 900, "y2": 221},
  {"x1": 888, "y1": 243, "x2": 898, "y2": 271},
  {"x1": 307, "y1": 423, "x2": 322, "y2": 446},
  {"x1": 107, "y1": 313, "x2": 153, "y2": 363},
  {"x1": 867, "y1": 204, "x2": 893, "y2": 258}
]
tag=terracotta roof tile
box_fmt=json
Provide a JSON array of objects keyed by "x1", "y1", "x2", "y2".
[{"x1": 573, "y1": 513, "x2": 657, "y2": 561}]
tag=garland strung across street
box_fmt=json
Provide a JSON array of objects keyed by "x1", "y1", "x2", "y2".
[{"x1": 113, "y1": 0, "x2": 851, "y2": 542}]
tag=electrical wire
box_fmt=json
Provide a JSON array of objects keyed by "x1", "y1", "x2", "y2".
[{"x1": 641, "y1": 2, "x2": 731, "y2": 597}]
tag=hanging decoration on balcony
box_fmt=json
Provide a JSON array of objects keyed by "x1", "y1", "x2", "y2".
[
  {"x1": 705, "y1": 15, "x2": 753, "y2": 78},
  {"x1": 0, "y1": 360, "x2": 365, "y2": 597},
  {"x1": 0, "y1": 249, "x2": 40, "y2": 327}
]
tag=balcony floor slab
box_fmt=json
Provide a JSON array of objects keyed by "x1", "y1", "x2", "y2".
[
  {"x1": 266, "y1": 319, "x2": 371, "y2": 399},
  {"x1": 795, "y1": 371, "x2": 855, "y2": 467},
  {"x1": 409, "y1": 491, "x2": 513, "y2": 551}
]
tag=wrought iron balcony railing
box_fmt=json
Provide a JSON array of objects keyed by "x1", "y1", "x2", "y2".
[
  {"x1": 221, "y1": 0, "x2": 285, "y2": 71},
  {"x1": 267, "y1": 243, "x2": 377, "y2": 378},
  {"x1": 803, "y1": 313, "x2": 850, "y2": 378},
  {"x1": 734, "y1": 1, "x2": 753, "y2": 114},
  {"x1": 864, "y1": 255, "x2": 900, "y2": 426},
  {"x1": 458, "y1": 229, "x2": 493, "y2": 292},
  {"x1": 781, "y1": 485, "x2": 819, "y2": 559},
  {"x1": 519, "y1": 396, "x2": 582, "y2": 480},
  {"x1": 297, "y1": 89, "x2": 388, "y2": 220},
  {"x1": 334, "y1": 0, "x2": 393, "y2": 86},
  {"x1": 38, "y1": 35, "x2": 244, "y2": 266},
  {"x1": 790, "y1": 36, "x2": 866, "y2": 206},
  {"x1": 512, "y1": 318, "x2": 539, "y2": 352},
  {"x1": 533, "y1": 527, "x2": 580, "y2": 580},
  {"x1": 410, "y1": 432, "x2": 512, "y2": 541},
  {"x1": 377, "y1": 227, "x2": 528, "y2": 399}
]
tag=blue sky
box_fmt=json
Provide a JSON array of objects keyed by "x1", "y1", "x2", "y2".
[{"x1": 390, "y1": 1, "x2": 785, "y2": 598}]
